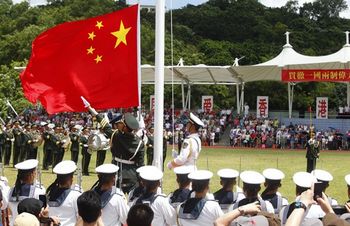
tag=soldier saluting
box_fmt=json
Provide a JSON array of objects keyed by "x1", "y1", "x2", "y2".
[{"x1": 305, "y1": 132, "x2": 320, "y2": 173}]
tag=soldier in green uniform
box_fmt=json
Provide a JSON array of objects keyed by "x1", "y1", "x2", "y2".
[
  {"x1": 4, "y1": 123, "x2": 14, "y2": 165},
  {"x1": 69, "y1": 125, "x2": 80, "y2": 164},
  {"x1": 80, "y1": 127, "x2": 90, "y2": 176},
  {"x1": 96, "y1": 112, "x2": 145, "y2": 193},
  {"x1": 20, "y1": 124, "x2": 32, "y2": 161},
  {"x1": 306, "y1": 133, "x2": 320, "y2": 173},
  {"x1": 146, "y1": 125, "x2": 154, "y2": 165},
  {"x1": 12, "y1": 121, "x2": 22, "y2": 166},
  {"x1": 42, "y1": 123, "x2": 54, "y2": 170},
  {"x1": 0, "y1": 125, "x2": 5, "y2": 161},
  {"x1": 52, "y1": 125, "x2": 66, "y2": 168}
]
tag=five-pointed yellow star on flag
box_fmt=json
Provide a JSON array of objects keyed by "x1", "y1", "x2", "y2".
[
  {"x1": 96, "y1": 21, "x2": 104, "y2": 29},
  {"x1": 87, "y1": 46, "x2": 95, "y2": 55},
  {"x1": 95, "y1": 55, "x2": 103, "y2": 63},
  {"x1": 111, "y1": 20, "x2": 131, "y2": 48},
  {"x1": 88, "y1": 32, "x2": 96, "y2": 40}
]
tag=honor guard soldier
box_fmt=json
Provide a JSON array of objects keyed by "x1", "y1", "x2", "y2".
[
  {"x1": 69, "y1": 125, "x2": 81, "y2": 164},
  {"x1": 306, "y1": 133, "x2": 320, "y2": 173},
  {"x1": 232, "y1": 171, "x2": 274, "y2": 214},
  {"x1": 214, "y1": 169, "x2": 240, "y2": 213},
  {"x1": 80, "y1": 127, "x2": 90, "y2": 176},
  {"x1": 134, "y1": 166, "x2": 176, "y2": 226},
  {"x1": 8, "y1": 159, "x2": 45, "y2": 224},
  {"x1": 99, "y1": 112, "x2": 144, "y2": 193},
  {"x1": 91, "y1": 164, "x2": 129, "y2": 226},
  {"x1": 42, "y1": 123, "x2": 55, "y2": 170},
  {"x1": 3, "y1": 123, "x2": 14, "y2": 166},
  {"x1": 261, "y1": 168, "x2": 288, "y2": 214},
  {"x1": 311, "y1": 169, "x2": 338, "y2": 205},
  {"x1": 178, "y1": 170, "x2": 223, "y2": 226},
  {"x1": 145, "y1": 125, "x2": 154, "y2": 165},
  {"x1": 47, "y1": 160, "x2": 81, "y2": 226},
  {"x1": 167, "y1": 113, "x2": 204, "y2": 170},
  {"x1": 12, "y1": 121, "x2": 22, "y2": 166},
  {"x1": 95, "y1": 126, "x2": 109, "y2": 167},
  {"x1": 168, "y1": 166, "x2": 193, "y2": 208}
]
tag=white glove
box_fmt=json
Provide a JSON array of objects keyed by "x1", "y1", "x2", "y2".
[{"x1": 172, "y1": 149, "x2": 178, "y2": 158}]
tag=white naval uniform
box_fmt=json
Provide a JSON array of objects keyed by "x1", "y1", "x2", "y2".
[
  {"x1": 8, "y1": 183, "x2": 46, "y2": 225},
  {"x1": 100, "y1": 188, "x2": 129, "y2": 226},
  {"x1": 0, "y1": 177, "x2": 10, "y2": 210},
  {"x1": 173, "y1": 134, "x2": 201, "y2": 169},
  {"x1": 178, "y1": 200, "x2": 223, "y2": 226},
  {"x1": 48, "y1": 188, "x2": 81, "y2": 226},
  {"x1": 148, "y1": 194, "x2": 176, "y2": 226}
]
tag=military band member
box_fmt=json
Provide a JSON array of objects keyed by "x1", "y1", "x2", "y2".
[
  {"x1": 20, "y1": 124, "x2": 33, "y2": 161},
  {"x1": 167, "y1": 113, "x2": 204, "y2": 170},
  {"x1": 306, "y1": 133, "x2": 320, "y2": 173},
  {"x1": 232, "y1": 171, "x2": 274, "y2": 214},
  {"x1": 69, "y1": 125, "x2": 80, "y2": 164},
  {"x1": 12, "y1": 121, "x2": 22, "y2": 166},
  {"x1": 96, "y1": 127, "x2": 109, "y2": 167},
  {"x1": 261, "y1": 168, "x2": 288, "y2": 214},
  {"x1": 91, "y1": 164, "x2": 129, "y2": 226},
  {"x1": 52, "y1": 125, "x2": 66, "y2": 168},
  {"x1": 42, "y1": 123, "x2": 55, "y2": 170},
  {"x1": 145, "y1": 125, "x2": 154, "y2": 165},
  {"x1": 3, "y1": 123, "x2": 14, "y2": 166},
  {"x1": 213, "y1": 169, "x2": 240, "y2": 213},
  {"x1": 311, "y1": 169, "x2": 338, "y2": 205},
  {"x1": 27, "y1": 124, "x2": 40, "y2": 159},
  {"x1": 47, "y1": 160, "x2": 81, "y2": 226},
  {"x1": 7, "y1": 159, "x2": 46, "y2": 224},
  {"x1": 134, "y1": 166, "x2": 176, "y2": 226},
  {"x1": 168, "y1": 165, "x2": 192, "y2": 208},
  {"x1": 178, "y1": 170, "x2": 223, "y2": 226},
  {"x1": 80, "y1": 127, "x2": 90, "y2": 176},
  {"x1": 98, "y1": 112, "x2": 144, "y2": 193}
]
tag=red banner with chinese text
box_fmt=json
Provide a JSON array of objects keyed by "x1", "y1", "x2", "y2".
[{"x1": 281, "y1": 69, "x2": 350, "y2": 82}]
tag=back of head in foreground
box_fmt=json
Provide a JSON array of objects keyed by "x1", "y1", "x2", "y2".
[
  {"x1": 77, "y1": 191, "x2": 102, "y2": 224},
  {"x1": 127, "y1": 204, "x2": 154, "y2": 226}
]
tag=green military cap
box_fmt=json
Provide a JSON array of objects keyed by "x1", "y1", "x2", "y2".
[{"x1": 124, "y1": 113, "x2": 139, "y2": 131}]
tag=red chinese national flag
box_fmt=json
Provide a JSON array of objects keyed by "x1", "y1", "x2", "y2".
[{"x1": 20, "y1": 5, "x2": 139, "y2": 114}]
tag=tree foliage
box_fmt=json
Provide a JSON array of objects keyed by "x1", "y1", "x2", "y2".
[{"x1": 0, "y1": 0, "x2": 349, "y2": 116}]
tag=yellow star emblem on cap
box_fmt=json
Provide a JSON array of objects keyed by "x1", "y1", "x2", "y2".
[
  {"x1": 88, "y1": 32, "x2": 96, "y2": 40},
  {"x1": 95, "y1": 55, "x2": 102, "y2": 64},
  {"x1": 111, "y1": 20, "x2": 131, "y2": 48},
  {"x1": 96, "y1": 21, "x2": 104, "y2": 30}
]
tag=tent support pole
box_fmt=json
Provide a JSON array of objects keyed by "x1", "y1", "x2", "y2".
[
  {"x1": 181, "y1": 81, "x2": 185, "y2": 111},
  {"x1": 236, "y1": 83, "x2": 240, "y2": 115},
  {"x1": 347, "y1": 82, "x2": 350, "y2": 108},
  {"x1": 288, "y1": 83, "x2": 291, "y2": 118},
  {"x1": 291, "y1": 83, "x2": 294, "y2": 118},
  {"x1": 188, "y1": 84, "x2": 191, "y2": 110},
  {"x1": 240, "y1": 82, "x2": 245, "y2": 114}
]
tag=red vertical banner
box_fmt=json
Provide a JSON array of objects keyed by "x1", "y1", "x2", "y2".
[
  {"x1": 202, "y1": 96, "x2": 213, "y2": 113},
  {"x1": 150, "y1": 95, "x2": 155, "y2": 111},
  {"x1": 316, "y1": 97, "x2": 328, "y2": 119},
  {"x1": 257, "y1": 96, "x2": 269, "y2": 118}
]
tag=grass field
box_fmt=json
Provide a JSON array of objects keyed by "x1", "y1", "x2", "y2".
[{"x1": 2, "y1": 146, "x2": 350, "y2": 204}]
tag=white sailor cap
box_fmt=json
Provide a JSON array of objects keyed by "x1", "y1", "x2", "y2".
[
  {"x1": 40, "y1": 121, "x2": 48, "y2": 126},
  {"x1": 48, "y1": 123, "x2": 55, "y2": 129},
  {"x1": 173, "y1": 166, "x2": 194, "y2": 175},
  {"x1": 53, "y1": 160, "x2": 77, "y2": 174},
  {"x1": 189, "y1": 112, "x2": 204, "y2": 127},
  {"x1": 136, "y1": 165, "x2": 157, "y2": 174},
  {"x1": 139, "y1": 166, "x2": 163, "y2": 181},
  {"x1": 311, "y1": 169, "x2": 333, "y2": 182},
  {"x1": 188, "y1": 170, "x2": 213, "y2": 180},
  {"x1": 240, "y1": 171, "x2": 265, "y2": 184},
  {"x1": 217, "y1": 169, "x2": 239, "y2": 179},
  {"x1": 293, "y1": 172, "x2": 316, "y2": 188},
  {"x1": 15, "y1": 159, "x2": 38, "y2": 170},
  {"x1": 345, "y1": 174, "x2": 350, "y2": 186},
  {"x1": 95, "y1": 164, "x2": 119, "y2": 174},
  {"x1": 262, "y1": 168, "x2": 285, "y2": 180}
]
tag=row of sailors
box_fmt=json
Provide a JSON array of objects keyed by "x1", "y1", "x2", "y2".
[{"x1": 0, "y1": 159, "x2": 349, "y2": 226}]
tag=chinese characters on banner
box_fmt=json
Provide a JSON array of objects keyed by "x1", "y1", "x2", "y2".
[
  {"x1": 150, "y1": 95, "x2": 155, "y2": 111},
  {"x1": 202, "y1": 96, "x2": 213, "y2": 113},
  {"x1": 281, "y1": 69, "x2": 350, "y2": 82},
  {"x1": 257, "y1": 96, "x2": 269, "y2": 118},
  {"x1": 316, "y1": 97, "x2": 328, "y2": 119}
]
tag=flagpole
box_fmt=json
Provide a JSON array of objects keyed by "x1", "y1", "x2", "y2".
[{"x1": 153, "y1": 0, "x2": 165, "y2": 170}]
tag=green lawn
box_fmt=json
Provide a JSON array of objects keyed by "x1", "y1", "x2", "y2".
[{"x1": 3, "y1": 147, "x2": 350, "y2": 204}]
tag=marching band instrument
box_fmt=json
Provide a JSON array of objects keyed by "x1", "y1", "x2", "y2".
[{"x1": 87, "y1": 132, "x2": 110, "y2": 154}]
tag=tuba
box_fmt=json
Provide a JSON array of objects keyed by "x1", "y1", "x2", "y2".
[
  {"x1": 87, "y1": 132, "x2": 110, "y2": 154},
  {"x1": 32, "y1": 130, "x2": 43, "y2": 148}
]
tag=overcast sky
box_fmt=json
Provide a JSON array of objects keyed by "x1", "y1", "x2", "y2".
[{"x1": 13, "y1": 0, "x2": 350, "y2": 18}]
